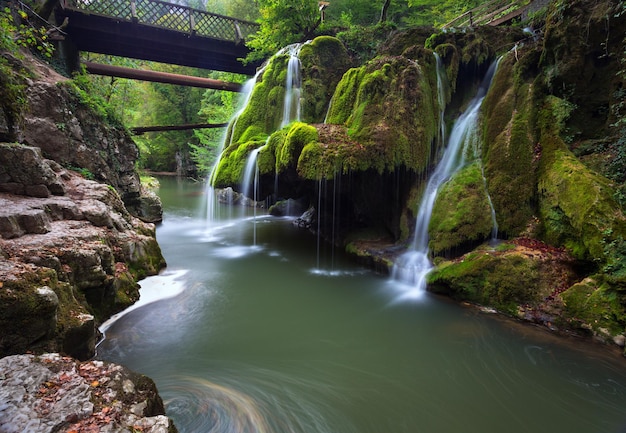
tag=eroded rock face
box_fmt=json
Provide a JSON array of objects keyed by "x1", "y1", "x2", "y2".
[
  {"x1": 0, "y1": 353, "x2": 177, "y2": 433},
  {"x1": 0, "y1": 143, "x2": 165, "y2": 360},
  {"x1": 20, "y1": 82, "x2": 142, "y2": 208}
]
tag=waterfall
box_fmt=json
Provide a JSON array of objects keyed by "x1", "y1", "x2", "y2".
[
  {"x1": 392, "y1": 59, "x2": 500, "y2": 296},
  {"x1": 279, "y1": 43, "x2": 304, "y2": 128},
  {"x1": 205, "y1": 72, "x2": 260, "y2": 227},
  {"x1": 241, "y1": 145, "x2": 266, "y2": 245}
]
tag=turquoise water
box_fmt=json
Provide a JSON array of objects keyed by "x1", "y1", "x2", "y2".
[{"x1": 97, "y1": 177, "x2": 626, "y2": 433}]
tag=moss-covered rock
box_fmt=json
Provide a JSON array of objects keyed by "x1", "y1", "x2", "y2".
[
  {"x1": 326, "y1": 54, "x2": 440, "y2": 174},
  {"x1": 428, "y1": 249, "x2": 541, "y2": 314},
  {"x1": 429, "y1": 162, "x2": 494, "y2": 256},
  {"x1": 537, "y1": 96, "x2": 626, "y2": 262},
  {"x1": 213, "y1": 139, "x2": 267, "y2": 188},
  {"x1": 560, "y1": 276, "x2": 626, "y2": 341}
]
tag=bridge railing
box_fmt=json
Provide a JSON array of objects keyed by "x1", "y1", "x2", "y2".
[
  {"x1": 61, "y1": 0, "x2": 259, "y2": 43},
  {"x1": 442, "y1": 0, "x2": 529, "y2": 28}
]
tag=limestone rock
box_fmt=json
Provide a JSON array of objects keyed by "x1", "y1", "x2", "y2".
[
  {"x1": 0, "y1": 353, "x2": 178, "y2": 433},
  {"x1": 0, "y1": 144, "x2": 165, "y2": 359}
]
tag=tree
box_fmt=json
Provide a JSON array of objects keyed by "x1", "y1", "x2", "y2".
[
  {"x1": 246, "y1": 0, "x2": 319, "y2": 61},
  {"x1": 380, "y1": 0, "x2": 391, "y2": 23}
]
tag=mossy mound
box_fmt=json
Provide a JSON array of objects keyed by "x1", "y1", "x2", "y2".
[
  {"x1": 429, "y1": 161, "x2": 494, "y2": 256},
  {"x1": 325, "y1": 54, "x2": 440, "y2": 174},
  {"x1": 428, "y1": 248, "x2": 542, "y2": 315},
  {"x1": 480, "y1": 52, "x2": 538, "y2": 237},
  {"x1": 560, "y1": 276, "x2": 626, "y2": 341},
  {"x1": 212, "y1": 139, "x2": 267, "y2": 188},
  {"x1": 299, "y1": 36, "x2": 352, "y2": 124}
]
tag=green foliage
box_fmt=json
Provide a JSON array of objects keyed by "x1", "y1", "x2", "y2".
[
  {"x1": 0, "y1": 7, "x2": 54, "y2": 58},
  {"x1": 336, "y1": 22, "x2": 397, "y2": 63},
  {"x1": 246, "y1": 0, "x2": 319, "y2": 63},
  {"x1": 66, "y1": 165, "x2": 95, "y2": 180},
  {"x1": 64, "y1": 70, "x2": 123, "y2": 127}
]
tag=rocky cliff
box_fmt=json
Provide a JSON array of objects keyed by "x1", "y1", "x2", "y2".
[{"x1": 0, "y1": 53, "x2": 166, "y2": 360}]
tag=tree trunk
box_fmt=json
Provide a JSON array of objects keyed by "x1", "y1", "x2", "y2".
[
  {"x1": 379, "y1": 0, "x2": 391, "y2": 23},
  {"x1": 36, "y1": 0, "x2": 60, "y2": 22}
]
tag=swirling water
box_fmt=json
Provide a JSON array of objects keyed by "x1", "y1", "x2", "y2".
[{"x1": 97, "y1": 177, "x2": 626, "y2": 433}]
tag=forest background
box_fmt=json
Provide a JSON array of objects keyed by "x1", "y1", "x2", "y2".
[{"x1": 75, "y1": 0, "x2": 512, "y2": 176}]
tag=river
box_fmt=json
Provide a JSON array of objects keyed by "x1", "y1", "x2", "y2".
[{"x1": 97, "y1": 176, "x2": 626, "y2": 433}]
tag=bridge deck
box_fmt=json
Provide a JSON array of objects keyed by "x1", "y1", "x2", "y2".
[{"x1": 56, "y1": 0, "x2": 261, "y2": 75}]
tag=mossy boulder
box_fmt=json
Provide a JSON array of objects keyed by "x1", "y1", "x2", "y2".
[
  {"x1": 560, "y1": 276, "x2": 626, "y2": 342},
  {"x1": 429, "y1": 161, "x2": 494, "y2": 256},
  {"x1": 326, "y1": 54, "x2": 440, "y2": 174},
  {"x1": 428, "y1": 248, "x2": 542, "y2": 315}
]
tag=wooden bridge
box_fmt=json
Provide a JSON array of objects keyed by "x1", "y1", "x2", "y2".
[
  {"x1": 442, "y1": 0, "x2": 531, "y2": 28},
  {"x1": 55, "y1": 0, "x2": 261, "y2": 75}
]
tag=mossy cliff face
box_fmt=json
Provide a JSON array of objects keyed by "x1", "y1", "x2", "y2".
[
  {"x1": 479, "y1": 53, "x2": 539, "y2": 237},
  {"x1": 299, "y1": 36, "x2": 352, "y2": 124},
  {"x1": 213, "y1": 36, "x2": 351, "y2": 189},
  {"x1": 0, "y1": 51, "x2": 165, "y2": 359},
  {"x1": 425, "y1": 0, "x2": 626, "y2": 347}
]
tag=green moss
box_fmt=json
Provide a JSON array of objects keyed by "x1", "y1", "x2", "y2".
[
  {"x1": 327, "y1": 55, "x2": 439, "y2": 174},
  {"x1": 428, "y1": 252, "x2": 540, "y2": 314},
  {"x1": 326, "y1": 67, "x2": 366, "y2": 125},
  {"x1": 276, "y1": 122, "x2": 319, "y2": 173},
  {"x1": 561, "y1": 277, "x2": 626, "y2": 336},
  {"x1": 481, "y1": 54, "x2": 538, "y2": 236},
  {"x1": 538, "y1": 96, "x2": 626, "y2": 262},
  {"x1": 429, "y1": 162, "x2": 494, "y2": 256},
  {"x1": 230, "y1": 54, "x2": 289, "y2": 143},
  {"x1": 213, "y1": 139, "x2": 267, "y2": 187},
  {"x1": 299, "y1": 36, "x2": 351, "y2": 124}
]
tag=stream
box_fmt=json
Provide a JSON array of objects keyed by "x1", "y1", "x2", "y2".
[{"x1": 97, "y1": 176, "x2": 626, "y2": 433}]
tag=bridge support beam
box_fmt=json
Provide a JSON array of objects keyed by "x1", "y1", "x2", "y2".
[{"x1": 83, "y1": 62, "x2": 243, "y2": 92}]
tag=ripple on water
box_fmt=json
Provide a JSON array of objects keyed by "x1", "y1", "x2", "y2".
[{"x1": 160, "y1": 371, "x2": 354, "y2": 433}]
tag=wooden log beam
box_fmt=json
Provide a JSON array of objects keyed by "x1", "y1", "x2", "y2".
[
  {"x1": 130, "y1": 123, "x2": 229, "y2": 135},
  {"x1": 83, "y1": 62, "x2": 242, "y2": 92}
]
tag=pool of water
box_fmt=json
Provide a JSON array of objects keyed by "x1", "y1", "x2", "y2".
[{"x1": 97, "y1": 176, "x2": 626, "y2": 433}]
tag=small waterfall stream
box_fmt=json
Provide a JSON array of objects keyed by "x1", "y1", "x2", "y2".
[
  {"x1": 392, "y1": 59, "x2": 500, "y2": 296},
  {"x1": 205, "y1": 77, "x2": 259, "y2": 227},
  {"x1": 280, "y1": 43, "x2": 305, "y2": 127},
  {"x1": 240, "y1": 145, "x2": 266, "y2": 245}
]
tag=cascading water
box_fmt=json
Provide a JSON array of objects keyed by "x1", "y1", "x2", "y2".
[
  {"x1": 205, "y1": 77, "x2": 259, "y2": 228},
  {"x1": 392, "y1": 59, "x2": 500, "y2": 297},
  {"x1": 241, "y1": 145, "x2": 266, "y2": 245},
  {"x1": 280, "y1": 43, "x2": 304, "y2": 127}
]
